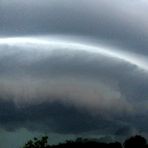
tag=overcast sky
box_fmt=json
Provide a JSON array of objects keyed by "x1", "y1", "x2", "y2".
[{"x1": 0, "y1": 0, "x2": 148, "y2": 147}]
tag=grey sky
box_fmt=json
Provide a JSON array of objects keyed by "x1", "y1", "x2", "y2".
[{"x1": 0, "y1": 0, "x2": 148, "y2": 55}]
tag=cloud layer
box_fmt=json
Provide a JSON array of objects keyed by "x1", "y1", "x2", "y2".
[{"x1": 0, "y1": 38, "x2": 148, "y2": 137}]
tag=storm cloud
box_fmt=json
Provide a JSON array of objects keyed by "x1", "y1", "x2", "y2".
[
  {"x1": 0, "y1": 0, "x2": 148, "y2": 147},
  {"x1": 0, "y1": 37, "x2": 147, "y2": 133}
]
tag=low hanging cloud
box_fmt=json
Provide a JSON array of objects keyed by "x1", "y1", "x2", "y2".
[
  {"x1": 0, "y1": 37, "x2": 148, "y2": 137},
  {"x1": 0, "y1": 38, "x2": 141, "y2": 115}
]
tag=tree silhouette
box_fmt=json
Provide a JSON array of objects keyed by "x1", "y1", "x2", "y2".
[
  {"x1": 22, "y1": 135, "x2": 148, "y2": 148},
  {"x1": 23, "y1": 136, "x2": 50, "y2": 148},
  {"x1": 124, "y1": 135, "x2": 147, "y2": 148}
]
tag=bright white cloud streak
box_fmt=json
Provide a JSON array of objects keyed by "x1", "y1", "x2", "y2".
[{"x1": 0, "y1": 36, "x2": 147, "y2": 71}]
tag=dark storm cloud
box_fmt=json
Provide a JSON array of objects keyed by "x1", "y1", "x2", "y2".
[
  {"x1": 0, "y1": 43, "x2": 136, "y2": 114},
  {"x1": 0, "y1": 42, "x2": 147, "y2": 137},
  {"x1": 0, "y1": 43, "x2": 147, "y2": 109},
  {"x1": 0, "y1": 99, "x2": 136, "y2": 136}
]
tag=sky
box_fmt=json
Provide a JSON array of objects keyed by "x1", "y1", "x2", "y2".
[{"x1": 0, "y1": 0, "x2": 148, "y2": 147}]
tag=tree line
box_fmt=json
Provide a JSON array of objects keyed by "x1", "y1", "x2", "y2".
[{"x1": 22, "y1": 135, "x2": 148, "y2": 148}]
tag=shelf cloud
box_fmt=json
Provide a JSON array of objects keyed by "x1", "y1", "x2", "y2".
[{"x1": 1, "y1": 0, "x2": 148, "y2": 147}]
